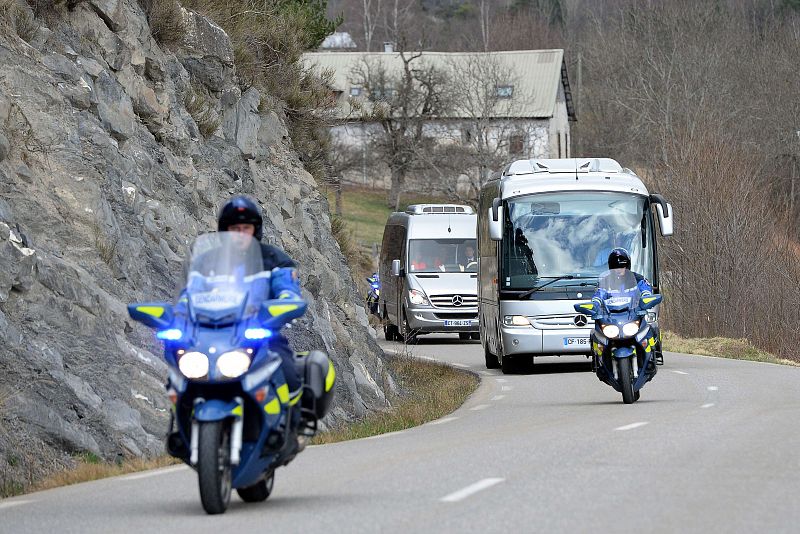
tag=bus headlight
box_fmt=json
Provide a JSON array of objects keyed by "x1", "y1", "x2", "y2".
[
  {"x1": 504, "y1": 315, "x2": 531, "y2": 327},
  {"x1": 217, "y1": 351, "x2": 252, "y2": 378},
  {"x1": 602, "y1": 325, "x2": 620, "y2": 338},
  {"x1": 178, "y1": 351, "x2": 209, "y2": 379},
  {"x1": 622, "y1": 321, "x2": 640, "y2": 337},
  {"x1": 408, "y1": 289, "x2": 429, "y2": 306}
]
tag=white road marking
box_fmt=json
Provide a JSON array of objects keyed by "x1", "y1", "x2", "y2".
[
  {"x1": 615, "y1": 422, "x2": 649, "y2": 431},
  {"x1": 0, "y1": 499, "x2": 34, "y2": 510},
  {"x1": 707, "y1": 386, "x2": 719, "y2": 391},
  {"x1": 440, "y1": 478, "x2": 505, "y2": 503},
  {"x1": 501, "y1": 386, "x2": 513, "y2": 391},
  {"x1": 470, "y1": 404, "x2": 490, "y2": 411},
  {"x1": 491, "y1": 395, "x2": 506, "y2": 401},
  {"x1": 452, "y1": 363, "x2": 468, "y2": 368},
  {"x1": 495, "y1": 378, "x2": 508, "y2": 383},
  {"x1": 701, "y1": 403, "x2": 715, "y2": 409},
  {"x1": 121, "y1": 465, "x2": 187, "y2": 481},
  {"x1": 670, "y1": 370, "x2": 689, "y2": 375},
  {"x1": 364, "y1": 430, "x2": 406, "y2": 440},
  {"x1": 429, "y1": 416, "x2": 459, "y2": 426}
]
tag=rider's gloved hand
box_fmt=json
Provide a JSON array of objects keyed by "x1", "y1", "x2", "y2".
[{"x1": 278, "y1": 290, "x2": 301, "y2": 300}]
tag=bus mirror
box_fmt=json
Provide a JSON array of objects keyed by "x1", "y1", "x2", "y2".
[
  {"x1": 391, "y1": 259, "x2": 401, "y2": 277},
  {"x1": 655, "y1": 203, "x2": 674, "y2": 237},
  {"x1": 491, "y1": 198, "x2": 501, "y2": 221},
  {"x1": 488, "y1": 205, "x2": 503, "y2": 241}
]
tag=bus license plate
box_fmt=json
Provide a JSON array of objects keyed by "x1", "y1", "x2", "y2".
[
  {"x1": 444, "y1": 320, "x2": 472, "y2": 327},
  {"x1": 564, "y1": 337, "x2": 589, "y2": 347}
]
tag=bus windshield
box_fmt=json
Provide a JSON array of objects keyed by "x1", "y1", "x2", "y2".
[{"x1": 501, "y1": 192, "x2": 654, "y2": 290}]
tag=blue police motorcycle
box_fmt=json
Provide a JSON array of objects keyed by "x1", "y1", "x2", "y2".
[
  {"x1": 575, "y1": 268, "x2": 662, "y2": 404},
  {"x1": 365, "y1": 272, "x2": 380, "y2": 316},
  {"x1": 128, "y1": 232, "x2": 335, "y2": 514}
]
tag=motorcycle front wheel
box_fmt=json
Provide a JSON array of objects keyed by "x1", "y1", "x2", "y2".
[
  {"x1": 617, "y1": 357, "x2": 636, "y2": 404},
  {"x1": 198, "y1": 420, "x2": 232, "y2": 514}
]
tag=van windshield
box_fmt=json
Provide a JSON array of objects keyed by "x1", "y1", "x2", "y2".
[
  {"x1": 408, "y1": 239, "x2": 477, "y2": 273},
  {"x1": 501, "y1": 192, "x2": 654, "y2": 290}
]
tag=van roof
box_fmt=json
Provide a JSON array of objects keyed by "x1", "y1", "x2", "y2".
[
  {"x1": 498, "y1": 158, "x2": 649, "y2": 199},
  {"x1": 405, "y1": 204, "x2": 475, "y2": 215}
]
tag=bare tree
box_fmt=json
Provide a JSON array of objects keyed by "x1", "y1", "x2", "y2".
[
  {"x1": 361, "y1": 0, "x2": 381, "y2": 51},
  {"x1": 349, "y1": 51, "x2": 455, "y2": 207}
]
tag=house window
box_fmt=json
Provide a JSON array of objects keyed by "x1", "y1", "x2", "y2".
[
  {"x1": 349, "y1": 86, "x2": 362, "y2": 97},
  {"x1": 509, "y1": 134, "x2": 524, "y2": 155},
  {"x1": 496, "y1": 85, "x2": 514, "y2": 98},
  {"x1": 369, "y1": 87, "x2": 394, "y2": 101}
]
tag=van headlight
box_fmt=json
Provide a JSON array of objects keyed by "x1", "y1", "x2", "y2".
[
  {"x1": 408, "y1": 289, "x2": 429, "y2": 306},
  {"x1": 622, "y1": 321, "x2": 640, "y2": 337},
  {"x1": 217, "y1": 351, "x2": 252, "y2": 378},
  {"x1": 178, "y1": 351, "x2": 209, "y2": 379}
]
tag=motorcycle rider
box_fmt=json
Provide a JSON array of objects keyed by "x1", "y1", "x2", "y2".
[
  {"x1": 591, "y1": 247, "x2": 662, "y2": 365},
  {"x1": 214, "y1": 196, "x2": 303, "y2": 396}
]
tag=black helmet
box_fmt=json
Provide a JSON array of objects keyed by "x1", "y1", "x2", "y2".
[
  {"x1": 608, "y1": 247, "x2": 631, "y2": 270},
  {"x1": 218, "y1": 195, "x2": 263, "y2": 240}
]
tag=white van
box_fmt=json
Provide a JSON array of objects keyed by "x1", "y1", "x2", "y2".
[{"x1": 379, "y1": 204, "x2": 479, "y2": 341}]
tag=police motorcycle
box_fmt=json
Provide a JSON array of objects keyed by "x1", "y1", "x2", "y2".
[
  {"x1": 574, "y1": 268, "x2": 662, "y2": 404},
  {"x1": 365, "y1": 272, "x2": 380, "y2": 316},
  {"x1": 128, "y1": 232, "x2": 335, "y2": 514}
]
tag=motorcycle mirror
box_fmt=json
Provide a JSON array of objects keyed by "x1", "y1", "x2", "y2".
[
  {"x1": 640, "y1": 294, "x2": 663, "y2": 310},
  {"x1": 128, "y1": 302, "x2": 175, "y2": 329},
  {"x1": 573, "y1": 302, "x2": 597, "y2": 318}
]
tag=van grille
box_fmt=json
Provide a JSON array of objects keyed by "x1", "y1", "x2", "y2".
[
  {"x1": 433, "y1": 312, "x2": 477, "y2": 320},
  {"x1": 430, "y1": 294, "x2": 478, "y2": 308}
]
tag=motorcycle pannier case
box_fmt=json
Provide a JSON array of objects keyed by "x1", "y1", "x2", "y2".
[{"x1": 295, "y1": 350, "x2": 335, "y2": 419}]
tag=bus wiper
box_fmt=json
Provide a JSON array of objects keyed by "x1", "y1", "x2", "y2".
[{"x1": 518, "y1": 275, "x2": 575, "y2": 300}]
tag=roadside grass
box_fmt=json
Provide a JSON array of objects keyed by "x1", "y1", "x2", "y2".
[
  {"x1": 327, "y1": 186, "x2": 450, "y2": 248},
  {"x1": 663, "y1": 331, "x2": 799, "y2": 366},
  {"x1": 312, "y1": 350, "x2": 479, "y2": 445}
]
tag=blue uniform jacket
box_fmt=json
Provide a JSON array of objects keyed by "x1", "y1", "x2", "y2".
[{"x1": 591, "y1": 272, "x2": 653, "y2": 309}]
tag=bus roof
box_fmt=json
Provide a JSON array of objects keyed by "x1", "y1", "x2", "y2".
[{"x1": 496, "y1": 158, "x2": 650, "y2": 199}]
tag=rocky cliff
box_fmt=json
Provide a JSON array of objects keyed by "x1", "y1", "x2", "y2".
[{"x1": 0, "y1": 1, "x2": 392, "y2": 493}]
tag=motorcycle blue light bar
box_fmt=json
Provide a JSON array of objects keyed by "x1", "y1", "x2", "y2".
[
  {"x1": 156, "y1": 328, "x2": 183, "y2": 341},
  {"x1": 244, "y1": 328, "x2": 272, "y2": 340}
]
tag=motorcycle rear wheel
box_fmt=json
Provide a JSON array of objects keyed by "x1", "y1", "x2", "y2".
[
  {"x1": 618, "y1": 357, "x2": 636, "y2": 404},
  {"x1": 237, "y1": 472, "x2": 274, "y2": 502},
  {"x1": 198, "y1": 421, "x2": 232, "y2": 514}
]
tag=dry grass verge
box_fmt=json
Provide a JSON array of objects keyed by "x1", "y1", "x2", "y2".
[
  {"x1": 2, "y1": 454, "x2": 179, "y2": 498},
  {"x1": 312, "y1": 352, "x2": 479, "y2": 444},
  {"x1": 663, "y1": 331, "x2": 799, "y2": 367}
]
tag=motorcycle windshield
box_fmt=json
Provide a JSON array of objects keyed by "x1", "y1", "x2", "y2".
[
  {"x1": 598, "y1": 268, "x2": 640, "y2": 312},
  {"x1": 185, "y1": 232, "x2": 265, "y2": 323}
]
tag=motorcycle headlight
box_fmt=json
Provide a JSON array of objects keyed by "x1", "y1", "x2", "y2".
[
  {"x1": 622, "y1": 321, "x2": 640, "y2": 337},
  {"x1": 602, "y1": 324, "x2": 620, "y2": 338},
  {"x1": 217, "y1": 351, "x2": 252, "y2": 378},
  {"x1": 504, "y1": 315, "x2": 531, "y2": 327},
  {"x1": 408, "y1": 289, "x2": 429, "y2": 306},
  {"x1": 178, "y1": 351, "x2": 209, "y2": 379}
]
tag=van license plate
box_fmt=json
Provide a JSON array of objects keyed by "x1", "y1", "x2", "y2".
[
  {"x1": 563, "y1": 337, "x2": 589, "y2": 346},
  {"x1": 444, "y1": 320, "x2": 472, "y2": 327}
]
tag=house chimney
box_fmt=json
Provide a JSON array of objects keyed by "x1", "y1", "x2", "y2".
[{"x1": 383, "y1": 42, "x2": 394, "y2": 53}]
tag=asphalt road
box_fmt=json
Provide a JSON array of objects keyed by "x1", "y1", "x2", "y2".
[{"x1": 2, "y1": 337, "x2": 799, "y2": 533}]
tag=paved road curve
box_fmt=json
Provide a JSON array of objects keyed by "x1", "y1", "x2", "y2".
[{"x1": 2, "y1": 337, "x2": 799, "y2": 533}]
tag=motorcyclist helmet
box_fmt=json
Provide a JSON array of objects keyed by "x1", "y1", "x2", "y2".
[
  {"x1": 218, "y1": 195, "x2": 263, "y2": 240},
  {"x1": 607, "y1": 247, "x2": 631, "y2": 270}
]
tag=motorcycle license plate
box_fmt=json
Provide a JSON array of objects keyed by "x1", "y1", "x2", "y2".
[
  {"x1": 563, "y1": 337, "x2": 589, "y2": 347},
  {"x1": 444, "y1": 320, "x2": 472, "y2": 327}
]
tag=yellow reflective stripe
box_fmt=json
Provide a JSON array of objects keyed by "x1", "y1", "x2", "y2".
[
  {"x1": 645, "y1": 345, "x2": 651, "y2": 353},
  {"x1": 264, "y1": 398, "x2": 280, "y2": 415},
  {"x1": 268, "y1": 304, "x2": 299, "y2": 317},
  {"x1": 579, "y1": 303, "x2": 594, "y2": 310},
  {"x1": 642, "y1": 297, "x2": 657, "y2": 304},
  {"x1": 289, "y1": 391, "x2": 302, "y2": 406},
  {"x1": 136, "y1": 306, "x2": 164, "y2": 318},
  {"x1": 649, "y1": 337, "x2": 657, "y2": 347},
  {"x1": 276, "y1": 384, "x2": 289, "y2": 404},
  {"x1": 325, "y1": 360, "x2": 335, "y2": 392},
  {"x1": 231, "y1": 405, "x2": 243, "y2": 417}
]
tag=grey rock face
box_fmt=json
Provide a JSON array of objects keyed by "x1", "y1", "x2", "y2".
[{"x1": 0, "y1": 5, "x2": 392, "y2": 492}]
